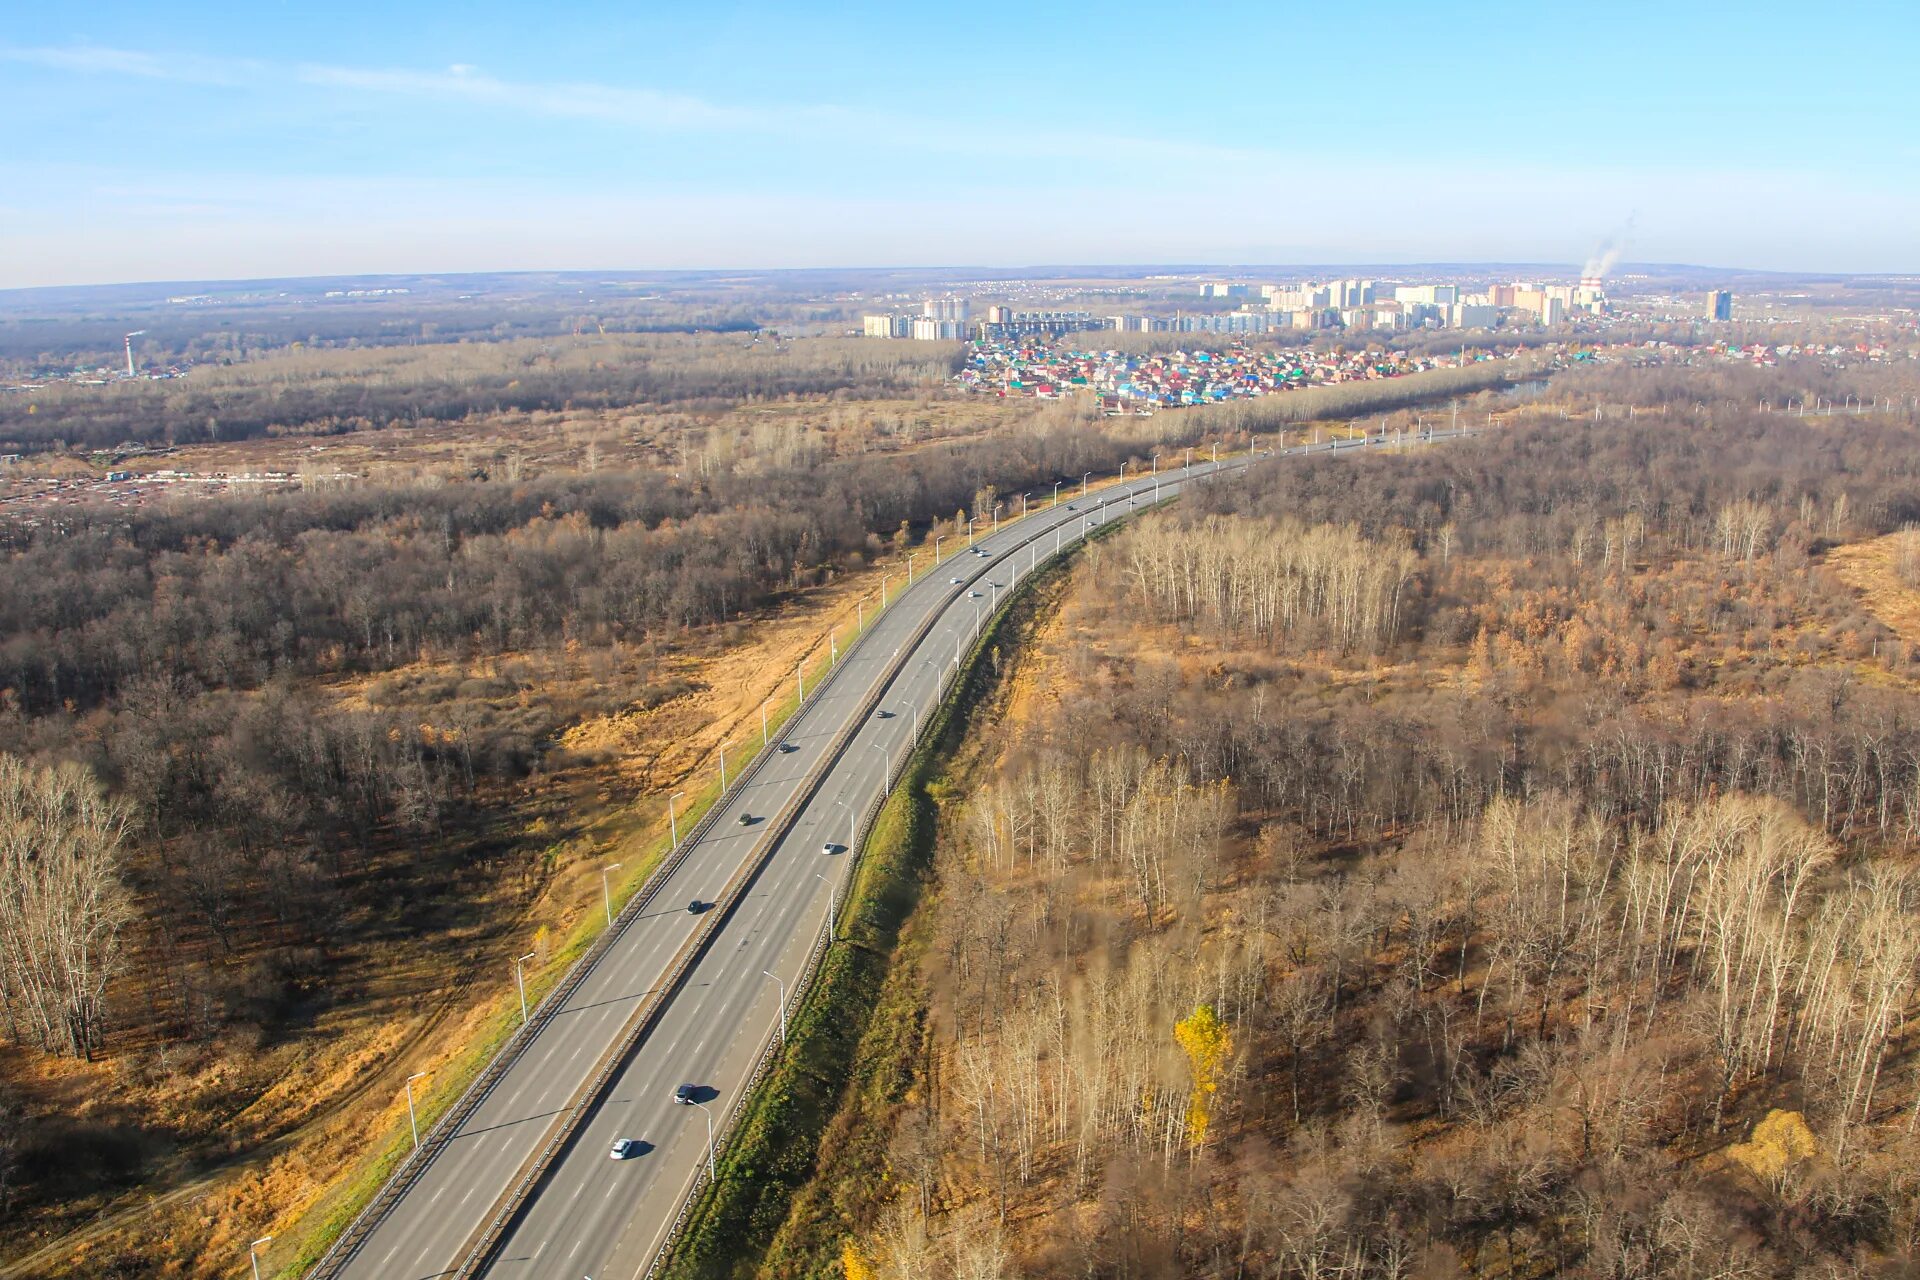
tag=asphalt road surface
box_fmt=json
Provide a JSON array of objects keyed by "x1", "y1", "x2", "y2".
[{"x1": 326, "y1": 432, "x2": 1448, "y2": 1280}]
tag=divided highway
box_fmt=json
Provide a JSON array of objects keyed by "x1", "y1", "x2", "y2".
[{"x1": 313, "y1": 431, "x2": 1447, "y2": 1280}]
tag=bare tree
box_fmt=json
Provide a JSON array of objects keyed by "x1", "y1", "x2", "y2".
[{"x1": 0, "y1": 755, "x2": 135, "y2": 1059}]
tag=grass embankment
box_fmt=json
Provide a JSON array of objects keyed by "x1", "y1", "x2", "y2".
[{"x1": 661, "y1": 562, "x2": 1071, "y2": 1280}]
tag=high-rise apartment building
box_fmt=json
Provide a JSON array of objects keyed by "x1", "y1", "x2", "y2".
[{"x1": 1706, "y1": 290, "x2": 1733, "y2": 321}]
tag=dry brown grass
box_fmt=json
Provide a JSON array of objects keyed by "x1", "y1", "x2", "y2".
[{"x1": 1828, "y1": 532, "x2": 1920, "y2": 645}]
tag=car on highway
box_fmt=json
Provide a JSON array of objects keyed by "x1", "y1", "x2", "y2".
[
  {"x1": 967, "y1": 590, "x2": 981, "y2": 598},
  {"x1": 610, "y1": 1138, "x2": 639, "y2": 1159},
  {"x1": 688, "y1": 899, "x2": 703, "y2": 914},
  {"x1": 822, "y1": 842, "x2": 835, "y2": 854},
  {"x1": 737, "y1": 812, "x2": 752, "y2": 826},
  {"x1": 948, "y1": 576, "x2": 963, "y2": 584},
  {"x1": 673, "y1": 1083, "x2": 698, "y2": 1105}
]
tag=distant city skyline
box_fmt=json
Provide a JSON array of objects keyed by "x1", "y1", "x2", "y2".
[{"x1": 3, "y1": 0, "x2": 1915, "y2": 289}]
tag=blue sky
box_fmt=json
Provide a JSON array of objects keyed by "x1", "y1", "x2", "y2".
[{"x1": 1, "y1": 0, "x2": 1913, "y2": 287}]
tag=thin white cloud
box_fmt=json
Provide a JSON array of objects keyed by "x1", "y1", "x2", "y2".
[
  {"x1": 0, "y1": 42, "x2": 1245, "y2": 162},
  {"x1": 289, "y1": 62, "x2": 789, "y2": 131},
  {"x1": 0, "y1": 43, "x2": 262, "y2": 85}
]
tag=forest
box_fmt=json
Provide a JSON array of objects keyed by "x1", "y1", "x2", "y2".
[{"x1": 777, "y1": 365, "x2": 1920, "y2": 1280}]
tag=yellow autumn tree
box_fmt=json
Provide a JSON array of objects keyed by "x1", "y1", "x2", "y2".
[
  {"x1": 841, "y1": 1238, "x2": 875, "y2": 1280},
  {"x1": 1174, "y1": 1003, "x2": 1231, "y2": 1150}
]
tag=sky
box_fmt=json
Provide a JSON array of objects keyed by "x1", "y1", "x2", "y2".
[{"x1": 1, "y1": 0, "x2": 1915, "y2": 288}]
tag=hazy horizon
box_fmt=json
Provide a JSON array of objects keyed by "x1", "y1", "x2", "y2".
[{"x1": 4, "y1": 0, "x2": 1916, "y2": 289}]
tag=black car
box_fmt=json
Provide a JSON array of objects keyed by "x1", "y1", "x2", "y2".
[{"x1": 673, "y1": 1083, "x2": 699, "y2": 1105}]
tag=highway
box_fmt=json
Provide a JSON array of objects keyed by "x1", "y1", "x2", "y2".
[{"x1": 317, "y1": 431, "x2": 1441, "y2": 1280}]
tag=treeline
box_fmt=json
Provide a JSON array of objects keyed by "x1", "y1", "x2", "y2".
[
  {"x1": 0, "y1": 416, "x2": 1136, "y2": 718},
  {"x1": 1192, "y1": 372, "x2": 1920, "y2": 558},
  {"x1": 1190, "y1": 358, "x2": 1529, "y2": 434},
  {"x1": 0, "y1": 333, "x2": 963, "y2": 452}
]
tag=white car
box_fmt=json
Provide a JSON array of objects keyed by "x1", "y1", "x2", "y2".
[
  {"x1": 949, "y1": 576, "x2": 964, "y2": 584},
  {"x1": 610, "y1": 1138, "x2": 639, "y2": 1159}
]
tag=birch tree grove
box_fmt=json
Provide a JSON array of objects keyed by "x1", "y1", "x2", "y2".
[
  {"x1": 1119, "y1": 514, "x2": 1418, "y2": 654},
  {"x1": 0, "y1": 754, "x2": 134, "y2": 1059}
]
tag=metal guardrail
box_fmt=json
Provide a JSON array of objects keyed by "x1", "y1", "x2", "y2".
[{"x1": 304, "y1": 622, "x2": 872, "y2": 1279}]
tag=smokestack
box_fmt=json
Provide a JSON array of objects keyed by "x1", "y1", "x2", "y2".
[{"x1": 123, "y1": 331, "x2": 146, "y2": 378}]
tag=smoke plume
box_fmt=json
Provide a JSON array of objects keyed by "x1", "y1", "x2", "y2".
[{"x1": 1581, "y1": 216, "x2": 1636, "y2": 281}]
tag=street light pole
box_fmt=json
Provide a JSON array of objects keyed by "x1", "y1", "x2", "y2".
[
  {"x1": 834, "y1": 796, "x2": 854, "y2": 854},
  {"x1": 405, "y1": 1072, "x2": 428, "y2": 1151},
  {"x1": 935, "y1": 534, "x2": 947, "y2": 565},
  {"x1": 816, "y1": 872, "x2": 837, "y2": 937},
  {"x1": 515, "y1": 951, "x2": 536, "y2": 1025},
  {"x1": 1052, "y1": 480, "x2": 1062, "y2": 506},
  {"x1": 871, "y1": 740, "x2": 890, "y2": 791},
  {"x1": 906, "y1": 551, "x2": 917, "y2": 583},
  {"x1": 668, "y1": 790, "x2": 687, "y2": 852},
  {"x1": 763, "y1": 970, "x2": 788, "y2": 1043},
  {"x1": 718, "y1": 739, "x2": 736, "y2": 792},
  {"x1": 249, "y1": 1236, "x2": 273, "y2": 1280},
  {"x1": 966, "y1": 515, "x2": 978, "y2": 547},
  {"x1": 692, "y1": 1098, "x2": 716, "y2": 1179},
  {"x1": 760, "y1": 698, "x2": 771, "y2": 746},
  {"x1": 1152, "y1": 452, "x2": 1161, "y2": 474},
  {"x1": 1184, "y1": 446, "x2": 1193, "y2": 472},
  {"x1": 601, "y1": 862, "x2": 623, "y2": 925},
  {"x1": 1081, "y1": 471, "x2": 1091, "y2": 497}
]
